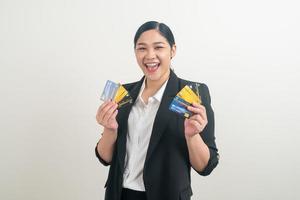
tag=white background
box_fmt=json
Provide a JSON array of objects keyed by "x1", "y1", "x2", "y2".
[{"x1": 1, "y1": 0, "x2": 299, "y2": 199}]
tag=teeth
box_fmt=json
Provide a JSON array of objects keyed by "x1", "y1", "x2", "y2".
[{"x1": 145, "y1": 63, "x2": 159, "y2": 68}]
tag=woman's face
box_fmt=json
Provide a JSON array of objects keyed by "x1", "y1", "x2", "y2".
[{"x1": 135, "y1": 29, "x2": 176, "y2": 84}]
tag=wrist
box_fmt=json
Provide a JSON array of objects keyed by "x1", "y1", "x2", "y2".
[
  {"x1": 103, "y1": 127, "x2": 118, "y2": 140},
  {"x1": 185, "y1": 133, "x2": 199, "y2": 142},
  {"x1": 104, "y1": 127, "x2": 117, "y2": 134}
]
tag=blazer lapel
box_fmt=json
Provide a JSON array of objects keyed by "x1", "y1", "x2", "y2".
[
  {"x1": 117, "y1": 70, "x2": 180, "y2": 170},
  {"x1": 144, "y1": 70, "x2": 180, "y2": 167},
  {"x1": 117, "y1": 77, "x2": 144, "y2": 169}
]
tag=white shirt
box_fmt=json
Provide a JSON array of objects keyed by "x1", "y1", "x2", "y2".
[{"x1": 122, "y1": 78, "x2": 168, "y2": 191}]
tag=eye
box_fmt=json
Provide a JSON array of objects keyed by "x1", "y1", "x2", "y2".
[
  {"x1": 136, "y1": 47, "x2": 146, "y2": 51},
  {"x1": 155, "y1": 46, "x2": 164, "y2": 50}
]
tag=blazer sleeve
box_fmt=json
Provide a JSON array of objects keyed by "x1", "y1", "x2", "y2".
[
  {"x1": 194, "y1": 83, "x2": 219, "y2": 176},
  {"x1": 95, "y1": 141, "x2": 111, "y2": 166}
]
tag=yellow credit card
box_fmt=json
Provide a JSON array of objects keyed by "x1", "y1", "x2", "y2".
[
  {"x1": 177, "y1": 85, "x2": 200, "y2": 104},
  {"x1": 114, "y1": 85, "x2": 128, "y2": 103}
]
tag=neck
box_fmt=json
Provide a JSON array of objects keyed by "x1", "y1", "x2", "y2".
[{"x1": 145, "y1": 69, "x2": 170, "y2": 91}]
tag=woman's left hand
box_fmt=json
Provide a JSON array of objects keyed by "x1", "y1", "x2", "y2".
[{"x1": 184, "y1": 102, "x2": 208, "y2": 138}]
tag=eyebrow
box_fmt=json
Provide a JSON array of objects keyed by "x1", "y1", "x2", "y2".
[{"x1": 136, "y1": 42, "x2": 166, "y2": 46}]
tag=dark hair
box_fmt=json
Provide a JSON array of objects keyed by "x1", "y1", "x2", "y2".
[{"x1": 134, "y1": 21, "x2": 175, "y2": 48}]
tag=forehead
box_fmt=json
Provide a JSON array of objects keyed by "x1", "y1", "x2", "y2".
[{"x1": 136, "y1": 29, "x2": 169, "y2": 45}]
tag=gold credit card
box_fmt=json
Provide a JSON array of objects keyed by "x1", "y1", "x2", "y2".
[
  {"x1": 100, "y1": 80, "x2": 133, "y2": 108},
  {"x1": 169, "y1": 83, "x2": 202, "y2": 118},
  {"x1": 114, "y1": 85, "x2": 128, "y2": 103},
  {"x1": 177, "y1": 85, "x2": 201, "y2": 104}
]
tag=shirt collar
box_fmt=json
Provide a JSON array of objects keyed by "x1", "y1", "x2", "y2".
[{"x1": 138, "y1": 78, "x2": 169, "y2": 103}]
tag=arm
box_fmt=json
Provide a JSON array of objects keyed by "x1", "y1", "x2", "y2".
[
  {"x1": 95, "y1": 101, "x2": 119, "y2": 166},
  {"x1": 185, "y1": 133, "x2": 210, "y2": 173},
  {"x1": 184, "y1": 84, "x2": 219, "y2": 176},
  {"x1": 95, "y1": 128, "x2": 117, "y2": 165}
]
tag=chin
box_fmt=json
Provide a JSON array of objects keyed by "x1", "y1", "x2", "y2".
[{"x1": 145, "y1": 73, "x2": 161, "y2": 81}]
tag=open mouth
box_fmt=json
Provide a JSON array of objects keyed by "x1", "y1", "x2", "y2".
[{"x1": 144, "y1": 63, "x2": 160, "y2": 73}]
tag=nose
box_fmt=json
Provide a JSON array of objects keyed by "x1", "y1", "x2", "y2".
[{"x1": 145, "y1": 48, "x2": 156, "y2": 60}]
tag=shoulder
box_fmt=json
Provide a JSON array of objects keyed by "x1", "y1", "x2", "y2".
[
  {"x1": 178, "y1": 77, "x2": 209, "y2": 92},
  {"x1": 122, "y1": 80, "x2": 141, "y2": 90}
]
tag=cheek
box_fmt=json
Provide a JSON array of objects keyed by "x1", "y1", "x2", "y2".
[
  {"x1": 136, "y1": 52, "x2": 145, "y2": 59},
  {"x1": 135, "y1": 54, "x2": 143, "y2": 63},
  {"x1": 136, "y1": 56, "x2": 145, "y2": 68},
  {"x1": 159, "y1": 51, "x2": 171, "y2": 59},
  {"x1": 159, "y1": 54, "x2": 171, "y2": 63}
]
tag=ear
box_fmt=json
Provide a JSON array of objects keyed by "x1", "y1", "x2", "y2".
[{"x1": 170, "y1": 44, "x2": 177, "y2": 59}]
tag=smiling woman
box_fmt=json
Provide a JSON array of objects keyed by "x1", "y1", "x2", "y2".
[
  {"x1": 135, "y1": 29, "x2": 175, "y2": 95},
  {"x1": 95, "y1": 21, "x2": 219, "y2": 200},
  {"x1": 135, "y1": 29, "x2": 176, "y2": 103}
]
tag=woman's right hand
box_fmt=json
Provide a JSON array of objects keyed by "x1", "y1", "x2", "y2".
[{"x1": 96, "y1": 100, "x2": 119, "y2": 132}]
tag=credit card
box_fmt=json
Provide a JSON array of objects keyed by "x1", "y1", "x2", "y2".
[
  {"x1": 100, "y1": 80, "x2": 133, "y2": 108},
  {"x1": 177, "y1": 85, "x2": 201, "y2": 104},
  {"x1": 169, "y1": 83, "x2": 202, "y2": 118},
  {"x1": 100, "y1": 80, "x2": 119, "y2": 102},
  {"x1": 169, "y1": 96, "x2": 193, "y2": 118}
]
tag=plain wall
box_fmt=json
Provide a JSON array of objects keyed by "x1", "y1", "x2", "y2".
[{"x1": 1, "y1": 0, "x2": 299, "y2": 199}]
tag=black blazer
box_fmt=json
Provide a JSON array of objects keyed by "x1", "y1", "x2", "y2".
[{"x1": 95, "y1": 70, "x2": 219, "y2": 200}]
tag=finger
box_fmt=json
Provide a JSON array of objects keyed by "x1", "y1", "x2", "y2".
[
  {"x1": 191, "y1": 103, "x2": 206, "y2": 112},
  {"x1": 187, "y1": 119, "x2": 202, "y2": 133},
  {"x1": 109, "y1": 109, "x2": 118, "y2": 121},
  {"x1": 98, "y1": 101, "x2": 115, "y2": 123},
  {"x1": 96, "y1": 101, "x2": 108, "y2": 123},
  {"x1": 192, "y1": 102, "x2": 202, "y2": 108},
  {"x1": 189, "y1": 111, "x2": 207, "y2": 125},
  {"x1": 97, "y1": 100, "x2": 110, "y2": 118},
  {"x1": 190, "y1": 115, "x2": 206, "y2": 126},
  {"x1": 106, "y1": 109, "x2": 118, "y2": 129},
  {"x1": 190, "y1": 111, "x2": 207, "y2": 122},
  {"x1": 188, "y1": 105, "x2": 207, "y2": 121},
  {"x1": 190, "y1": 117, "x2": 207, "y2": 132},
  {"x1": 97, "y1": 101, "x2": 113, "y2": 125},
  {"x1": 102, "y1": 103, "x2": 118, "y2": 123},
  {"x1": 198, "y1": 106, "x2": 207, "y2": 121},
  {"x1": 187, "y1": 105, "x2": 202, "y2": 114},
  {"x1": 102, "y1": 102, "x2": 117, "y2": 120},
  {"x1": 189, "y1": 114, "x2": 202, "y2": 122},
  {"x1": 98, "y1": 100, "x2": 110, "y2": 112},
  {"x1": 197, "y1": 117, "x2": 207, "y2": 127}
]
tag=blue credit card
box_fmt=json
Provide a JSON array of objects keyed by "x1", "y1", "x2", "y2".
[
  {"x1": 169, "y1": 96, "x2": 193, "y2": 118},
  {"x1": 100, "y1": 80, "x2": 119, "y2": 101}
]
